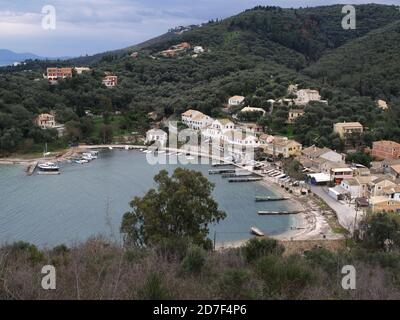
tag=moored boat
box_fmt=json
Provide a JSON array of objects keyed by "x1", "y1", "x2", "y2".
[
  {"x1": 251, "y1": 227, "x2": 265, "y2": 237},
  {"x1": 37, "y1": 162, "x2": 60, "y2": 175}
]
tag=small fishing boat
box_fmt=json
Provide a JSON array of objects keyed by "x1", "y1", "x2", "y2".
[
  {"x1": 251, "y1": 227, "x2": 265, "y2": 237},
  {"x1": 74, "y1": 159, "x2": 88, "y2": 164},
  {"x1": 37, "y1": 162, "x2": 60, "y2": 175}
]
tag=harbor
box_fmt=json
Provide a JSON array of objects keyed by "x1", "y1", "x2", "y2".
[{"x1": 0, "y1": 149, "x2": 301, "y2": 247}]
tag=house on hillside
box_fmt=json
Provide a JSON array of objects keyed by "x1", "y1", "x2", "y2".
[
  {"x1": 333, "y1": 122, "x2": 363, "y2": 139},
  {"x1": 287, "y1": 109, "x2": 305, "y2": 124},
  {"x1": 228, "y1": 96, "x2": 245, "y2": 107},
  {"x1": 36, "y1": 113, "x2": 55, "y2": 129},
  {"x1": 74, "y1": 67, "x2": 91, "y2": 74},
  {"x1": 102, "y1": 75, "x2": 118, "y2": 88},
  {"x1": 372, "y1": 140, "x2": 400, "y2": 160},
  {"x1": 45, "y1": 67, "x2": 73, "y2": 80},
  {"x1": 294, "y1": 89, "x2": 326, "y2": 106}
]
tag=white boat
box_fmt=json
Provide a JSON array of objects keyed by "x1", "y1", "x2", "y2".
[
  {"x1": 251, "y1": 227, "x2": 265, "y2": 237},
  {"x1": 74, "y1": 159, "x2": 88, "y2": 164},
  {"x1": 38, "y1": 162, "x2": 60, "y2": 174}
]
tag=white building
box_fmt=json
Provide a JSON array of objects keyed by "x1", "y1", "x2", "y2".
[
  {"x1": 202, "y1": 119, "x2": 235, "y2": 142},
  {"x1": 74, "y1": 67, "x2": 91, "y2": 74},
  {"x1": 240, "y1": 106, "x2": 266, "y2": 116},
  {"x1": 146, "y1": 129, "x2": 168, "y2": 146},
  {"x1": 228, "y1": 96, "x2": 245, "y2": 107},
  {"x1": 181, "y1": 109, "x2": 214, "y2": 130},
  {"x1": 221, "y1": 129, "x2": 259, "y2": 147},
  {"x1": 340, "y1": 178, "x2": 362, "y2": 199},
  {"x1": 294, "y1": 89, "x2": 325, "y2": 106},
  {"x1": 193, "y1": 46, "x2": 205, "y2": 54}
]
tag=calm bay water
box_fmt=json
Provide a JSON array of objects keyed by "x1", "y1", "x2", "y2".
[{"x1": 0, "y1": 150, "x2": 296, "y2": 247}]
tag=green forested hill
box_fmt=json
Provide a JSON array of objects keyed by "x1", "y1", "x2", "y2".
[
  {"x1": 303, "y1": 20, "x2": 400, "y2": 100},
  {"x1": 1, "y1": 4, "x2": 400, "y2": 154}
]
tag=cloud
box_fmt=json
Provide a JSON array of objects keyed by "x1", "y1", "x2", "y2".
[{"x1": 0, "y1": 0, "x2": 398, "y2": 56}]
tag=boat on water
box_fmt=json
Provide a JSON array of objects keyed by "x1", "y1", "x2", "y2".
[
  {"x1": 74, "y1": 159, "x2": 88, "y2": 164},
  {"x1": 37, "y1": 162, "x2": 60, "y2": 175},
  {"x1": 251, "y1": 227, "x2": 265, "y2": 237}
]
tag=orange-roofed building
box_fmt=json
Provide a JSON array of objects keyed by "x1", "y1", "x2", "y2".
[
  {"x1": 372, "y1": 140, "x2": 400, "y2": 160},
  {"x1": 46, "y1": 67, "x2": 73, "y2": 80}
]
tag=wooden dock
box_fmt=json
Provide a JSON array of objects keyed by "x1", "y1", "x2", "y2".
[
  {"x1": 228, "y1": 177, "x2": 262, "y2": 183},
  {"x1": 255, "y1": 196, "x2": 290, "y2": 202},
  {"x1": 209, "y1": 169, "x2": 236, "y2": 175},
  {"x1": 257, "y1": 210, "x2": 303, "y2": 216}
]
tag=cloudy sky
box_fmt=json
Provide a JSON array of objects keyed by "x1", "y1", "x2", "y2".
[{"x1": 0, "y1": 0, "x2": 398, "y2": 57}]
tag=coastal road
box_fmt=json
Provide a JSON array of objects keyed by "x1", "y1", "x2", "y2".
[{"x1": 311, "y1": 186, "x2": 362, "y2": 233}]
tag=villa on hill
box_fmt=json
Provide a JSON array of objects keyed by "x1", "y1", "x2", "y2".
[
  {"x1": 228, "y1": 96, "x2": 245, "y2": 107},
  {"x1": 333, "y1": 122, "x2": 364, "y2": 139},
  {"x1": 103, "y1": 75, "x2": 118, "y2": 88},
  {"x1": 45, "y1": 67, "x2": 73, "y2": 80}
]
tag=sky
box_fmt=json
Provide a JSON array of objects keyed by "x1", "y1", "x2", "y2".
[{"x1": 0, "y1": 0, "x2": 399, "y2": 57}]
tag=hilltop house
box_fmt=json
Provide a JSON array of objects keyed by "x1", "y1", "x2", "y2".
[
  {"x1": 36, "y1": 113, "x2": 55, "y2": 129},
  {"x1": 333, "y1": 122, "x2": 364, "y2": 139},
  {"x1": 287, "y1": 109, "x2": 305, "y2": 124},
  {"x1": 228, "y1": 96, "x2": 245, "y2": 107},
  {"x1": 74, "y1": 67, "x2": 91, "y2": 74},
  {"x1": 102, "y1": 75, "x2": 118, "y2": 88},
  {"x1": 372, "y1": 140, "x2": 400, "y2": 160},
  {"x1": 36, "y1": 113, "x2": 65, "y2": 137},
  {"x1": 294, "y1": 89, "x2": 325, "y2": 106},
  {"x1": 45, "y1": 67, "x2": 73, "y2": 80},
  {"x1": 181, "y1": 109, "x2": 213, "y2": 130}
]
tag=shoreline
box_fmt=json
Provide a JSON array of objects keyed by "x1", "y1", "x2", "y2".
[{"x1": 1, "y1": 144, "x2": 343, "y2": 248}]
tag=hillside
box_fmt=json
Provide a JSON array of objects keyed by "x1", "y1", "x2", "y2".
[
  {"x1": 0, "y1": 49, "x2": 41, "y2": 66},
  {"x1": 303, "y1": 20, "x2": 400, "y2": 101},
  {"x1": 1, "y1": 4, "x2": 400, "y2": 154}
]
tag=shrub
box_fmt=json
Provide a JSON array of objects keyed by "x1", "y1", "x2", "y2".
[
  {"x1": 218, "y1": 268, "x2": 258, "y2": 299},
  {"x1": 243, "y1": 238, "x2": 285, "y2": 263},
  {"x1": 139, "y1": 273, "x2": 170, "y2": 300},
  {"x1": 181, "y1": 245, "x2": 206, "y2": 275},
  {"x1": 304, "y1": 247, "x2": 338, "y2": 273},
  {"x1": 256, "y1": 255, "x2": 314, "y2": 298}
]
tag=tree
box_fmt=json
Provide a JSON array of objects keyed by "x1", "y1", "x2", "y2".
[
  {"x1": 360, "y1": 212, "x2": 400, "y2": 251},
  {"x1": 121, "y1": 168, "x2": 226, "y2": 249}
]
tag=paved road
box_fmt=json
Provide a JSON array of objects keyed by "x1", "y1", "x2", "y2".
[{"x1": 311, "y1": 186, "x2": 362, "y2": 233}]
